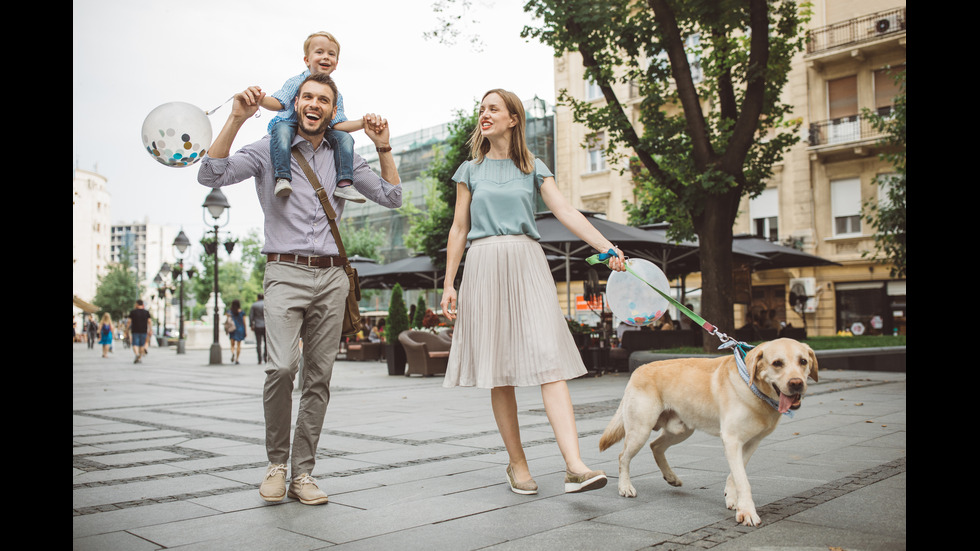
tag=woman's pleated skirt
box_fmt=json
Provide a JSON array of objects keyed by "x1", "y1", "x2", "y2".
[{"x1": 443, "y1": 234, "x2": 587, "y2": 388}]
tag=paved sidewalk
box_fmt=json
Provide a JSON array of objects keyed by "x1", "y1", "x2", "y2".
[{"x1": 73, "y1": 344, "x2": 906, "y2": 550}]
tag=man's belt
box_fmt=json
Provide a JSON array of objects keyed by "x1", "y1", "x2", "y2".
[{"x1": 267, "y1": 253, "x2": 348, "y2": 267}]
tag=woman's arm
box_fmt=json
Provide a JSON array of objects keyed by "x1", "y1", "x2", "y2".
[
  {"x1": 539, "y1": 177, "x2": 626, "y2": 272},
  {"x1": 441, "y1": 182, "x2": 472, "y2": 320}
]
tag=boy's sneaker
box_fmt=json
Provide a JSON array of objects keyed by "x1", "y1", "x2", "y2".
[
  {"x1": 288, "y1": 473, "x2": 329, "y2": 505},
  {"x1": 259, "y1": 463, "x2": 287, "y2": 502},
  {"x1": 334, "y1": 185, "x2": 366, "y2": 203},
  {"x1": 274, "y1": 178, "x2": 293, "y2": 197}
]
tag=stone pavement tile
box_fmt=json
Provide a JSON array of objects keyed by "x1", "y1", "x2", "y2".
[
  {"x1": 165, "y1": 453, "x2": 268, "y2": 473},
  {"x1": 710, "y1": 520, "x2": 906, "y2": 551},
  {"x1": 320, "y1": 433, "x2": 408, "y2": 454},
  {"x1": 290, "y1": 494, "x2": 502, "y2": 544},
  {"x1": 177, "y1": 437, "x2": 258, "y2": 451},
  {"x1": 92, "y1": 437, "x2": 195, "y2": 453},
  {"x1": 330, "y1": 467, "x2": 501, "y2": 509},
  {"x1": 73, "y1": 501, "x2": 218, "y2": 538},
  {"x1": 593, "y1": 485, "x2": 734, "y2": 536},
  {"x1": 73, "y1": 474, "x2": 250, "y2": 509},
  {"x1": 87, "y1": 449, "x2": 190, "y2": 466},
  {"x1": 73, "y1": 530, "x2": 164, "y2": 551},
  {"x1": 73, "y1": 463, "x2": 186, "y2": 484},
  {"x1": 129, "y1": 506, "x2": 337, "y2": 549},
  {"x1": 483, "y1": 519, "x2": 671, "y2": 551},
  {"x1": 788, "y1": 471, "x2": 906, "y2": 537},
  {"x1": 334, "y1": 458, "x2": 495, "y2": 487},
  {"x1": 75, "y1": 430, "x2": 190, "y2": 445},
  {"x1": 73, "y1": 445, "x2": 107, "y2": 456},
  {"x1": 342, "y1": 442, "x2": 482, "y2": 465},
  {"x1": 73, "y1": 421, "x2": 157, "y2": 434}
]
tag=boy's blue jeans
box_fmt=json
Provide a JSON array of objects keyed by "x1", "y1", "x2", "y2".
[{"x1": 270, "y1": 120, "x2": 355, "y2": 185}]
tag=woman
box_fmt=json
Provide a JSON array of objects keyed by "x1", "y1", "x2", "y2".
[
  {"x1": 441, "y1": 89, "x2": 626, "y2": 495},
  {"x1": 228, "y1": 299, "x2": 247, "y2": 364},
  {"x1": 98, "y1": 313, "x2": 114, "y2": 358}
]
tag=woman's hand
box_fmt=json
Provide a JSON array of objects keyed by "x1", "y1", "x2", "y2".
[
  {"x1": 441, "y1": 288, "x2": 458, "y2": 321},
  {"x1": 606, "y1": 246, "x2": 626, "y2": 272}
]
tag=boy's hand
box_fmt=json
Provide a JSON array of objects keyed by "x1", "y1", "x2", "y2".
[{"x1": 363, "y1": 113, "x2": 390, "y2": 146}]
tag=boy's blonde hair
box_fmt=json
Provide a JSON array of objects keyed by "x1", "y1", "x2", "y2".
[{"x1": 304, "y1": 31, "x2": 341, "y2": 58}]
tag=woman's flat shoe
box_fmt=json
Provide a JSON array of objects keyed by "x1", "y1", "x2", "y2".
[
  {"x1": 564, "y1": 469, "x2": 607, "y2": 493},
  {"x1": 506, "y1": 465, "x2": 538, "y2": 495}
]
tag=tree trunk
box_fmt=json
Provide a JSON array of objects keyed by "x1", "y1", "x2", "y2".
[{"x1": 693, "y1": 193, "x2": 738, "y2": 353}]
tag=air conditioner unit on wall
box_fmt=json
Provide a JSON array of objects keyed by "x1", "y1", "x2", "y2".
[{"x1": 873, "y1": 15, "x2": 900, "y2": 35}]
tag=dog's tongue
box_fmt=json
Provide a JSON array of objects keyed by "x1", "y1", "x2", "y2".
[{"x1": 778, "y1": 393, "x2": 796, "y2": 414}]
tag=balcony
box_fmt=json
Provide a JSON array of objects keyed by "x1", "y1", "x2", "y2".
[{"x1": 806, "y1": 8, "x2": 907, "y2": 56}]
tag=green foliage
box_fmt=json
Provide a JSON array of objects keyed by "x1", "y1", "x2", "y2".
[
  {"x1": 93, "y1": 252, "x2": 143, "y2": 321},
  {"x1": 412, "y1": 296, "x2": 427, "y2": 328},
  {"x1": 340, "y1": 217, "x2": 387, "y2": 263},
  {"x1": 862, "y1": 69, "x2": 906, "y2": 278},
  {"x1": 189, "y1": 234, "x2": 260, "y2": 317},
  {"x1": 402, "y1": 106, "x2": 478, "y2": 269},
  {"x1": 386, "y1": 283, "x2": 410, "y2": 340}
]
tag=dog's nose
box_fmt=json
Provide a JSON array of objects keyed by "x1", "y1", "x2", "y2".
[{"x1": 788, "y1": 378, "x2": 804, "y2": 394}]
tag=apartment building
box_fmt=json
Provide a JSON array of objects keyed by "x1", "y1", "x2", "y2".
[{"x1": 552, "y1": 0, "x2": 906, "y2": 336}]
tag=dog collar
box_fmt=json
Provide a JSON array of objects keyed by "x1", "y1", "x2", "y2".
[{"x1": 722, "y1": 341, "x2": 794, "y2": 418}]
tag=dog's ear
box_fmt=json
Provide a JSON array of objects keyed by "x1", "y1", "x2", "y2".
[
  {"x1": 743, "y1": 343, "x2": 766, "y2": 383},
  {"x1": 805, "y1": 343, "x2": 818, "y2": 382}
]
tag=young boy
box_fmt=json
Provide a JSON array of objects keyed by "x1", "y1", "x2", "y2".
[{"x1": 260, "y1": 31, "x2": 380, "y2": 203}]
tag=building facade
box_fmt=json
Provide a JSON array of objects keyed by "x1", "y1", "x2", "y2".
[
  {"x1": 111, "y1": 219, "x2": 178, "y2": 328},
  {"x1": 552, "y1": 0, "x2": 906, "y2": 336},
  {"x1": 73, "y1": 168, "x2": 112, "y2": 303}
]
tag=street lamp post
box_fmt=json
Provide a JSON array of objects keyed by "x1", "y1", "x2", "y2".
[
  {"x1": 172, "y1": 230, "x2": 191, "y2": 354},
  {"x1": 157, "y1": 263, "x2": 171, "y2": 346},
  {"x1": 203, "y1": 189, "x2": 231, "y2": 365}
]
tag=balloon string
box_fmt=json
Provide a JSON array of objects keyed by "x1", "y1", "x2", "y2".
[{"x1": 205, "y1": 96, "x2": 261, "y2": 118}]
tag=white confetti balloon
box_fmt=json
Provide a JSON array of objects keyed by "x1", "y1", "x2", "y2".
[
  {"x1": 141, "y1": 102, "x2": 212, "y2": 168},
  {"x1": 606, "y1": 259, "x2": 671, "y2": 326}
]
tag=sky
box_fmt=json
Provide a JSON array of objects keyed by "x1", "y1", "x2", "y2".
[{"x1": 73, "y1": 0, "x2": 557, "y2": 251}]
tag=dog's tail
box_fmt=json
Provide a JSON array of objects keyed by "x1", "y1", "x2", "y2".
[{"x1": 598, "y1": 401, "x2": 626, "y2": 451}]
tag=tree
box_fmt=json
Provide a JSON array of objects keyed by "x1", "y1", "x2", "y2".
[
  {"x1": 523, "y1": 0, "x2": 807, "y2": 346},
  {"x1": 862, "y1": 69, "x2": 905, "y2": 278},
  {"x1": 412, "y1": 296, "x2": 427, "y2": 328},
  {"x1": 340, "y1": 218, "x2": 388, "y2": 263},
  {"x1": 402, "y1": 106, "x2": 478, "y2": 269},
  {"x1": 93, "y1": 251, "x2": 143, "y2": 321}
]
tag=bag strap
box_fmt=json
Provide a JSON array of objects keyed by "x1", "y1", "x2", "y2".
[{"x1": 291, "y1": 148, "x2": 348, "y2": 259}]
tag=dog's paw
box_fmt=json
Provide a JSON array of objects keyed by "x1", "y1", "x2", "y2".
[
  {"x1": 618, "y1": 482, "x2": 637, "y2": 498},
  {"x1": 663, "y1": 473, "x2": 683, "y2": 487},
  {"x1": 735, "y1": 508, "x2": 761, "y2": 527},
  {"x1": 725, "y1": 492, "x2": 737, "y2": 510}
]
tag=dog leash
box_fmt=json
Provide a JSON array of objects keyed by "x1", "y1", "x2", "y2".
[{"x1": 588, "y1": 251, "x2": 791, "y2": 417}]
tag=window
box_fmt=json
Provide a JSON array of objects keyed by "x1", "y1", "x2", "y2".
[
  {"x1": 873, "y1": 65, "x2": 904, "y2": 117},
  {"x1": 750, "y1": 188, "x2": 779, "y2": 241},
  {"x1": 587, "y1": 133, "x2": 606, "y2": 172},
  {"x1": 831, "y1": 178, "x2": 862, "y2": 236},
  {"x1": 585, "y1": 78, "x2": 602, "y2": 101},
  {"x1": 827, "y1": 75, "x2": 858, "y2": 143}
]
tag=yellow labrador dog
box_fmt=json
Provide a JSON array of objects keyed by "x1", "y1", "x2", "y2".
[{"x1": 599, "y1": 338, "x2": 817, "y2": 526}]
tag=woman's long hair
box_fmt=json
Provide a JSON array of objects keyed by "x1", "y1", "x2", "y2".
[
  {"x1": 231, "y1": 299, "x2": 241, "y2": 315},
  {"x1": 468, "y1": 89, "x2": 535, "y2": 174}
]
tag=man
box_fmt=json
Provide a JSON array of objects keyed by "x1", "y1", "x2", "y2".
[
  {"x1": 250, "y1": 293, "x2": 268, "y2": 364},
  {"x1": 128, "y1": 300, "x2": 152, "y2": 364},
  {"x1": 198, "y1": 73, "x2": 400, "y2": 506},
  {"x1": 85, "y1": 314, "x2": 98, "y2": 349}
]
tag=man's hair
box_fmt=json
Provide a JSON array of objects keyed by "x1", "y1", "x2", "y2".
[
  {"x1": 136, "y1": 300, "x2": 144, "y2": 306},
  {"x1": 257, "y1": 294, "x2": 264, "y2": 300},
  {"x1": 299, "y1": 72, "x2": 340, "y2": 108},
  {"x1": 303, "y1": 31, "x2": 340, "y2": 58}
]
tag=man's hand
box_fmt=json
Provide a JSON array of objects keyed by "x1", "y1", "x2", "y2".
[
  {"x1": 363, "y1": 113, "x2": 390, "y2": 146},
  {"x1": 208, "y1": 86, "x2": 264, "y2": 159},
  {"x1": 232, "y1": 86, "x2": 265, "y2": 120}
]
